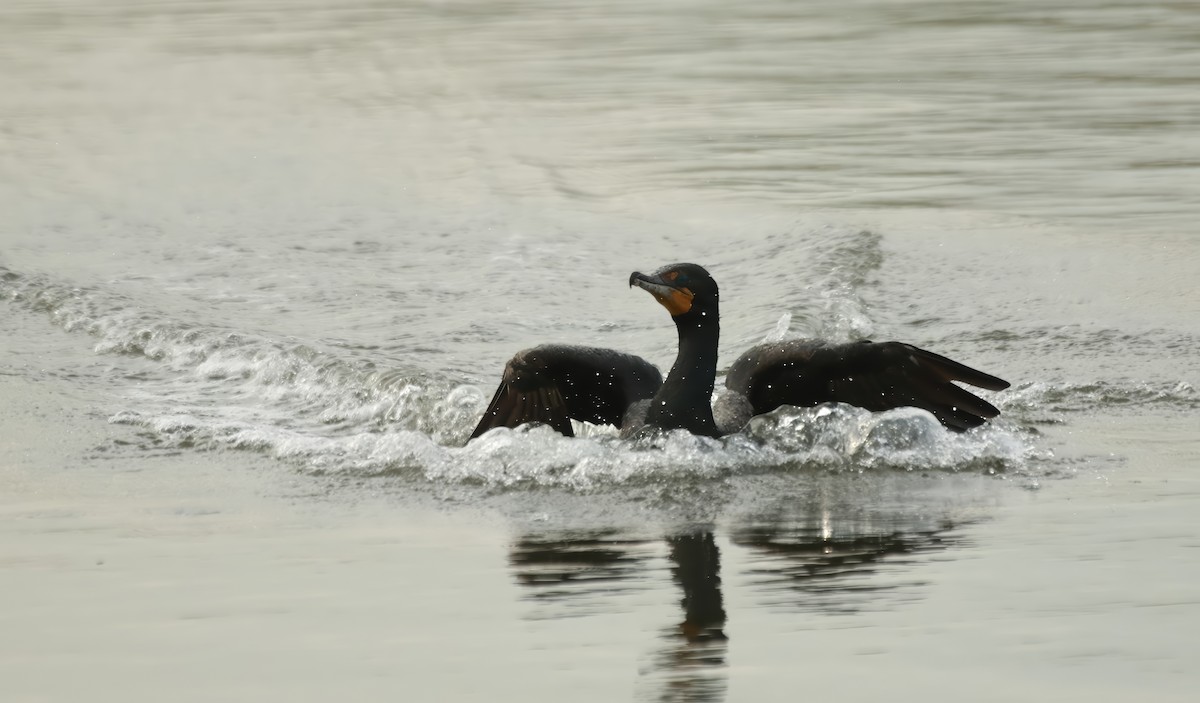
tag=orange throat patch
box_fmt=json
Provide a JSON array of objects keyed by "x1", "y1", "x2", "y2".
[{"x1": 657, "y1": 287, "x2": 694, "y2": 316}]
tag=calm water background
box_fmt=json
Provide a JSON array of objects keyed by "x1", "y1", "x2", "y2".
[{"x1": 2, "y1": 1, "x2": 1198, "y2": 701}]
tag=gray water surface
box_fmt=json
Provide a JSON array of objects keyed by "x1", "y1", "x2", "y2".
[{"x1": 2, "y1": 1, "x2": 1198, "y2": 701}]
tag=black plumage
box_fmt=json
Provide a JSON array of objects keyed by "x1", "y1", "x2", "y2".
[
  {"x1": 470, "y1": 263, "x2": 1009, "y2": 440},
  {"x1": 472, "y1": 344, "x2": 662, "y2": 438}
]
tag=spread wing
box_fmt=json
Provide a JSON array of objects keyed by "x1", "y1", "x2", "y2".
[
  {"x1": 725, "y1": 340, "x2": 1010, "y2": 432},
  {"x1": 470, "y1": 344, "x2": 663, "y2": 439}
]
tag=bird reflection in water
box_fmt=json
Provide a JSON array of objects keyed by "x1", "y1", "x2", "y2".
[
  {"x1": 509, "y1": 528, "x2": 728, "y2": 701},
  {"x1": 508, "y1": 531, "x2": 657, "y2": 614},
  {"x1": 732, "y1": 515, "x2": 964, "y2": 615},
  {"x1": 509, "y1": 512, "x2": 962, "y2": 702},
  {"x1": 655, "y1": 530, "x2": 728, "y2": 702}
]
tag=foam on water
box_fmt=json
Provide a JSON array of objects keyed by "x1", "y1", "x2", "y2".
[
  {"x1": 108, "y1": 404, "x2": 1034, "y2": 491},
  {"x1": 7, "y1": 262, "x2": 1164, "y2": 492}
]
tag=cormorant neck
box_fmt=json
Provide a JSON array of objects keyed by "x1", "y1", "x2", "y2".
[{"x1": 646, "y1": 304, "x2": 720, "y2": 437}]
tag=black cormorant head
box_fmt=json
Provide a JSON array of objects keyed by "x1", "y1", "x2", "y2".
[{"x1": 629, "y1": 263, "x2": 719, "y2": 319}]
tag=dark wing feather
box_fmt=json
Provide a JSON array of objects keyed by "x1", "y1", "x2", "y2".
[
  {"x1": 470, "y1": 344, "x2": 663, "y2": 439},
  {"x1": 725, "y1": 340, "x2": 1010, "y2": 432}
]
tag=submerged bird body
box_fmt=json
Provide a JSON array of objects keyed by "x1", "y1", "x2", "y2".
[{"x1": 470, "y1": 264, "x2": 1009, "y2": 440}]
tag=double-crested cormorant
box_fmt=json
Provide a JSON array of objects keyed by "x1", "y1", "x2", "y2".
[{"x1": 470, "y1": 263, "x2": 1009, "y2": 440}]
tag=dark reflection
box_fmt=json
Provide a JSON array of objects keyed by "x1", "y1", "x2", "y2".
[
  {"x1": 667, "y1": 531, "x2": 727, "y2": 642},
  {"x1": 509, "y1": 489, "x2": 970, "y2": 702},
  {"x1": 509, "y1": 527, "x2": 729, "y2": 701},
  {"x1": 508, "y1": 530, "x2": 658, "y2": 614},
  {"x1": 732, "y1": 520, "x2": 962, "y2": 615},
  {"x1": 654, "y1": 529, "x2": 728, "y2": 703}
]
